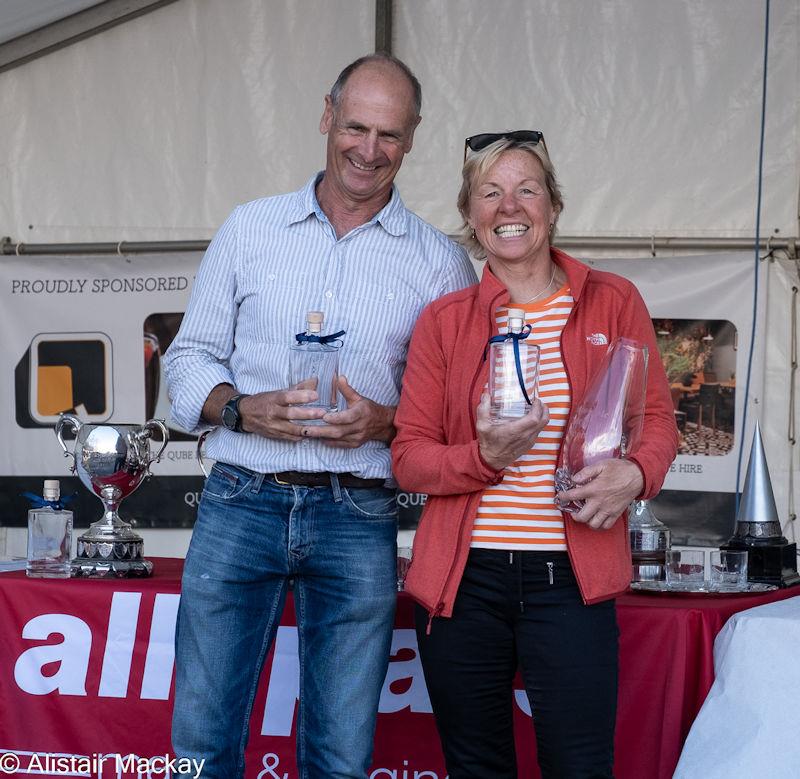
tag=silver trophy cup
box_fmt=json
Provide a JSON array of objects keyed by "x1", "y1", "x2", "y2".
[{"x1": 55, "y1": 414, "x2": 168, "y2": 577}]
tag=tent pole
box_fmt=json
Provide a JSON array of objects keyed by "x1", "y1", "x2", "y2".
[
  {"x1": 375, "y1": 0, "x2": 393, "y2": 54},
  {"x1": 1, "y1": 235, "x2": 796, "y2": 258}
]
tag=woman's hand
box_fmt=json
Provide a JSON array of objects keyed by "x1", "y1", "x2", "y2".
[
  {"x1": 476, "y1": 394, "x2": 550, "y2": 471},
  {"x1": 556, "y1": 459, "x2": 644, "y2": 530}
]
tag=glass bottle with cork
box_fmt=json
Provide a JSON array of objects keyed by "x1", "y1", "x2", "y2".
[
  {"x1": 288, "y1": 311, "x2": 345, "y2": 424},
  {"x1": 488, "y1": 308, "x2": 540, "y2": 422},
  {"x1": 26, "y1": 479, "x2": 73, "y2": 578}
]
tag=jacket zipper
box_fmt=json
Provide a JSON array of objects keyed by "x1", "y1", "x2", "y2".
[
  {"x1": 425, "y1": 603, "x2": 443, "y2": 635},
  {"x1": 428, "y1": 287, "x2": 506, "y2": 632},
  {"x1": 557, "y1": 272, "x2": 590, "y2": 604}
]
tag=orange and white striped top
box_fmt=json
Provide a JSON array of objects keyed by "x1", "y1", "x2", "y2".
[{"x1": 471, "y1": 284, "x2": 574, "y2": 550}]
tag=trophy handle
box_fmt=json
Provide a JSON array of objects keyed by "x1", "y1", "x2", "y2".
[
  {"x1": 196, "y1": 429, "x2": 211, "y2": 478},
  {"x1": 55, "y1": 413, "x2": 82, "y2": 473},
  {"x1": 142, "y1": 418, "x2": 169, "y2": 470}
]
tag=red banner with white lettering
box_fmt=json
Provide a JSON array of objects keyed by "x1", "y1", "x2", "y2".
[
  {"x1": 3, "y1": 558, "x2": 792, "y2": 779},
  {"x1": 0, "y1": 559, "x2": 537, "y2": 779}
]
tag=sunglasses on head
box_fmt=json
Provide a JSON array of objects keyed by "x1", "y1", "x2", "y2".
[{"x1": 464, "y1": 130, "x2": 547, "y2": 161}]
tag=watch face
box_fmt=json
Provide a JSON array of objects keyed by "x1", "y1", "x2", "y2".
[{"x1": 221, "y1": 403, "x2": 238, "y2": 430}]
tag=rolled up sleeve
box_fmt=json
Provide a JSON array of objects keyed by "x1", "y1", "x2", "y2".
[{"x1": 163, "y1": 208, "x2": 241, "y2": 433}]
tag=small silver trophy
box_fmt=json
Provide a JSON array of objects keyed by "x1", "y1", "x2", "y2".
[
  {"x1": 55, "y1": 414, "x2": 168, "y2": 578},
  {"x1": 722, "y1": 420, "x2": 800, "y2": 587}
]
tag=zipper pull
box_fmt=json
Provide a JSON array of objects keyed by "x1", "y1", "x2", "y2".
[
  {"x1": 426, "y1": 602, "x2": 444, "y2": 635},
  {"x1": 547, "y1": 561, "x2": 554, "y2": 585}
]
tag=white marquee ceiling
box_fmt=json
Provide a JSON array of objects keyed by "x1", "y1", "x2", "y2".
[{"x1": 0, "y1": 0, "x2": 103, "y2": 45}]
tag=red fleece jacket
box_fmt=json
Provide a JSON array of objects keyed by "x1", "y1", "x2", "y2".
[{"x1": 392, "y1": 248, "x2": 678, "y2": 617}]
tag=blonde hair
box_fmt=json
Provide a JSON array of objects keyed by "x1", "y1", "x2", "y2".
[{"x1": 457, "y1": 139, "x2": 564, "y2": 260}]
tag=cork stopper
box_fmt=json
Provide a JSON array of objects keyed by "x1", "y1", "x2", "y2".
[
  {"x1": 306, "y1": 311, "x2": 324, "y2": 334},
  {"x1": 43, "y1": 480, "x2": 60, "y2": 501},
  {"x1": 507, "y1": 308, "x2": 525, "y2": 333}
]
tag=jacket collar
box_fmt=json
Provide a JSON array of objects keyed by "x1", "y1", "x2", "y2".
[{"x1": 477, "y1": 246, "x2": 590, "y2": 311}]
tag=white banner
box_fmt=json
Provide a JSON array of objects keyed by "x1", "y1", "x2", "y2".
[
  {"x1": 592, "y1": 252, "x2": 766, "y2": 493},
  {"x1": 0, "y1": 253, "x2": 200, "y2": 529},
  {"x1": 590, "y1": 252, "x2": 767, "y2": 546},
  {"x1": 0, "y1": 251, "x2": 766, "y2": 543},
  {"x1": 0, "y1": 253, "x2": 199, "y2": 472}
]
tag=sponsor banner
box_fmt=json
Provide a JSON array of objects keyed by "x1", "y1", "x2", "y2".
[
  {"x1": 1, "y1": 560, "x2": 786, "y2": 778},
  {"x1": 591, "y1": 253, "x2": 764, "y2": 494},
  {"x1": 591, "y1": 254, "x2": 765, "y2": 545},
  {"x1": 0, "y1": 561, "x2": 523, "y2": 778},
  {"x1": 0, "y1": 254, "x2": 199, "y2": 527},
  {"x1": 0, "y1": 253, "x2": 763, "y2": 542}
]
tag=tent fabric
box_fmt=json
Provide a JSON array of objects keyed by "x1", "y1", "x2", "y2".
[
  {"x1": 395, "y1": 0, "x2": 799, "y2": 237},
  {"x1": 0, "y1": 0, "x2": 797, "y2": 243}
]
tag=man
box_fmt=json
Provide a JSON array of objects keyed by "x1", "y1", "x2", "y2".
[{"x1": 164, "y1": 53, "x2": 476, "y2": 779}]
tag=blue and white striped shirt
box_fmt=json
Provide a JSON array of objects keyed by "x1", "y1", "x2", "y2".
[{"x1": 164, "y1": 173, "x2": 476, "y2": 479}]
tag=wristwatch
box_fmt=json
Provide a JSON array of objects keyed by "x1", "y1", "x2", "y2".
[{"x1": 221, "y1": 393, "x2": 249, "y2": 432}]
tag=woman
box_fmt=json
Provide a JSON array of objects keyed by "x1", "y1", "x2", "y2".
[{"x1": 391, "y1": 132, "x2": 678, "y2": 778}]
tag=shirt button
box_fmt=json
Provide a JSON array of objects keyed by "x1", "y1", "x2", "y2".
[
  {"x1": 387, "y1": 291, "x2": 395, "y2": 300},
  {"x1": 325, "y1": 290, "x2": 333, "y2": 298}
]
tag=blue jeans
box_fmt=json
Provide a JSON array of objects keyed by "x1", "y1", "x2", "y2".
[{"x1": 172, "y1": 463, "x2": 398, "y2": 779}]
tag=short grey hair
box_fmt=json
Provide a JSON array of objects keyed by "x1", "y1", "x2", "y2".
[
  {"x1": 457, "y1": 139, "x2": 564, "y2": 260},
  {"x1": 329, "y1": 53, "x2": 422, "y2": 118}
]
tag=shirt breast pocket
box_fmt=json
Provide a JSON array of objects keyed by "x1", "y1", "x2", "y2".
[
  {"x1": 239, "y1": 263, "x2": 312, "y2": 344},
  {"x1": 345, "y1": 283, "x2": 423, "y2": 366}
]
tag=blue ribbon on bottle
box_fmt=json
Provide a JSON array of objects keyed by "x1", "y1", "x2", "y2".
[
  {"x1": 294, "y1": 329, "x2": 346, "y2": 346},
  {"x1": 487, "y1": 326, "x2": 534, "y2": 406},
  {"x1": 21, "y1": 491, "x2": 77, "y2": 511}
]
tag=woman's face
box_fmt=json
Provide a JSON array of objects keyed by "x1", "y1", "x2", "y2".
[{"x1": 467, "y1": 149, "x2": 557, "y2": 269}]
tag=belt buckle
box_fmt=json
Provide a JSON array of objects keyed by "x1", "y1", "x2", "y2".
[{"x1": 273, "y1": 472, "x2": 291, "y2": 486}]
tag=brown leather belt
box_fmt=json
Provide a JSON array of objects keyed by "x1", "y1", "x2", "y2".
[{"x1": 271, "y1": 471, "x2": 386, "y2": 489}]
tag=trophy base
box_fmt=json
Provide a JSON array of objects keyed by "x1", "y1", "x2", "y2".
[
  {"x1": 71, "y1": 534, "x2": 154, "y2": 578},
  {"x1": 71, "y1": 557, "x2": 154, "y2": 578},
  {"x1": 722, "y1": 540, "x2": 800, "y2": 588}
]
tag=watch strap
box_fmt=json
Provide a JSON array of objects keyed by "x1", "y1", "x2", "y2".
[{"x1": 222, "y1": 393, "x2": 249, "y2": 432}]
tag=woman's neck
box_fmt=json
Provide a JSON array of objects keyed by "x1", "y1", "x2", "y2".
[{"x1": 489, "y1": 255, "x2": 560, "y2": 305}]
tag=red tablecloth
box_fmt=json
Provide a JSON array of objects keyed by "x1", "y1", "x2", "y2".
[
  {"x1": 0, "y1": 559, "x2": 795, "y2": 779},
  {"x1": 613, "y1": 588, "x2": 797, "y2": 779}
]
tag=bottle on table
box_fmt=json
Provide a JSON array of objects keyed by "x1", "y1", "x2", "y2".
[
  {"x1": 26, "y1": 479, "x2": 73, "y2": 579},
  {"x1": 629, "y1": 499, "x2": 671, "y2": 582},
  {"x1": 288, "y1": 311, "x2": 343, "y2": 425},
  {"x1": 488, "y1": 308, "x2": 540, "y2": 422}
]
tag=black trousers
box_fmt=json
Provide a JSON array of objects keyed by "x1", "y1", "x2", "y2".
[{"x1": 415, "y1": 548, "x2": 618, "y2": 779}]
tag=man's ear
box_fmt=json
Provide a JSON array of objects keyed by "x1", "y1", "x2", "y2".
[
  {"x1": 404, "y1": 114, "x2": 422, "y2": 153},
  {"x1": 320, "y1": 95, "x2": 334, "y2": 135}
]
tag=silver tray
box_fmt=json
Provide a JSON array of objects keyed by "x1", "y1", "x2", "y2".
[{"x1": 630, "y1": 580, "x2": 778, "y2": 595}]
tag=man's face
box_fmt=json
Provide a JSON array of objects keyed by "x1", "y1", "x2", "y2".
[{"x1": 320, "y1": 63, "x2": 420, "y2": 208}]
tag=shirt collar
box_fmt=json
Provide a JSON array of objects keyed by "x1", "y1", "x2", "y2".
[{"x1": 287, "y1": 172, "x2": 409, "y2": 236}]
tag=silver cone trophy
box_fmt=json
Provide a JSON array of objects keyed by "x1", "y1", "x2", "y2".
[
  {"x1": 734, "y1": 420, "x2": 783, "y2": 541},
  {"x1": 723, "y1": 421, "x2": 800, "y2": 587}
]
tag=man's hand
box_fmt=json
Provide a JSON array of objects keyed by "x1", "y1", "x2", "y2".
[
  {"x1": 555, "y1": 458, "x2": 644, "y2": 530},
  {"x1": 476, "y1": 394, "x2": 549, "y2": 471},
  {"x1": 300, "y1": 376, "x2": 396, "y2": 448},
  {"x1": 237, "y1": 388, "x2": 327, "y2": 442}
]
